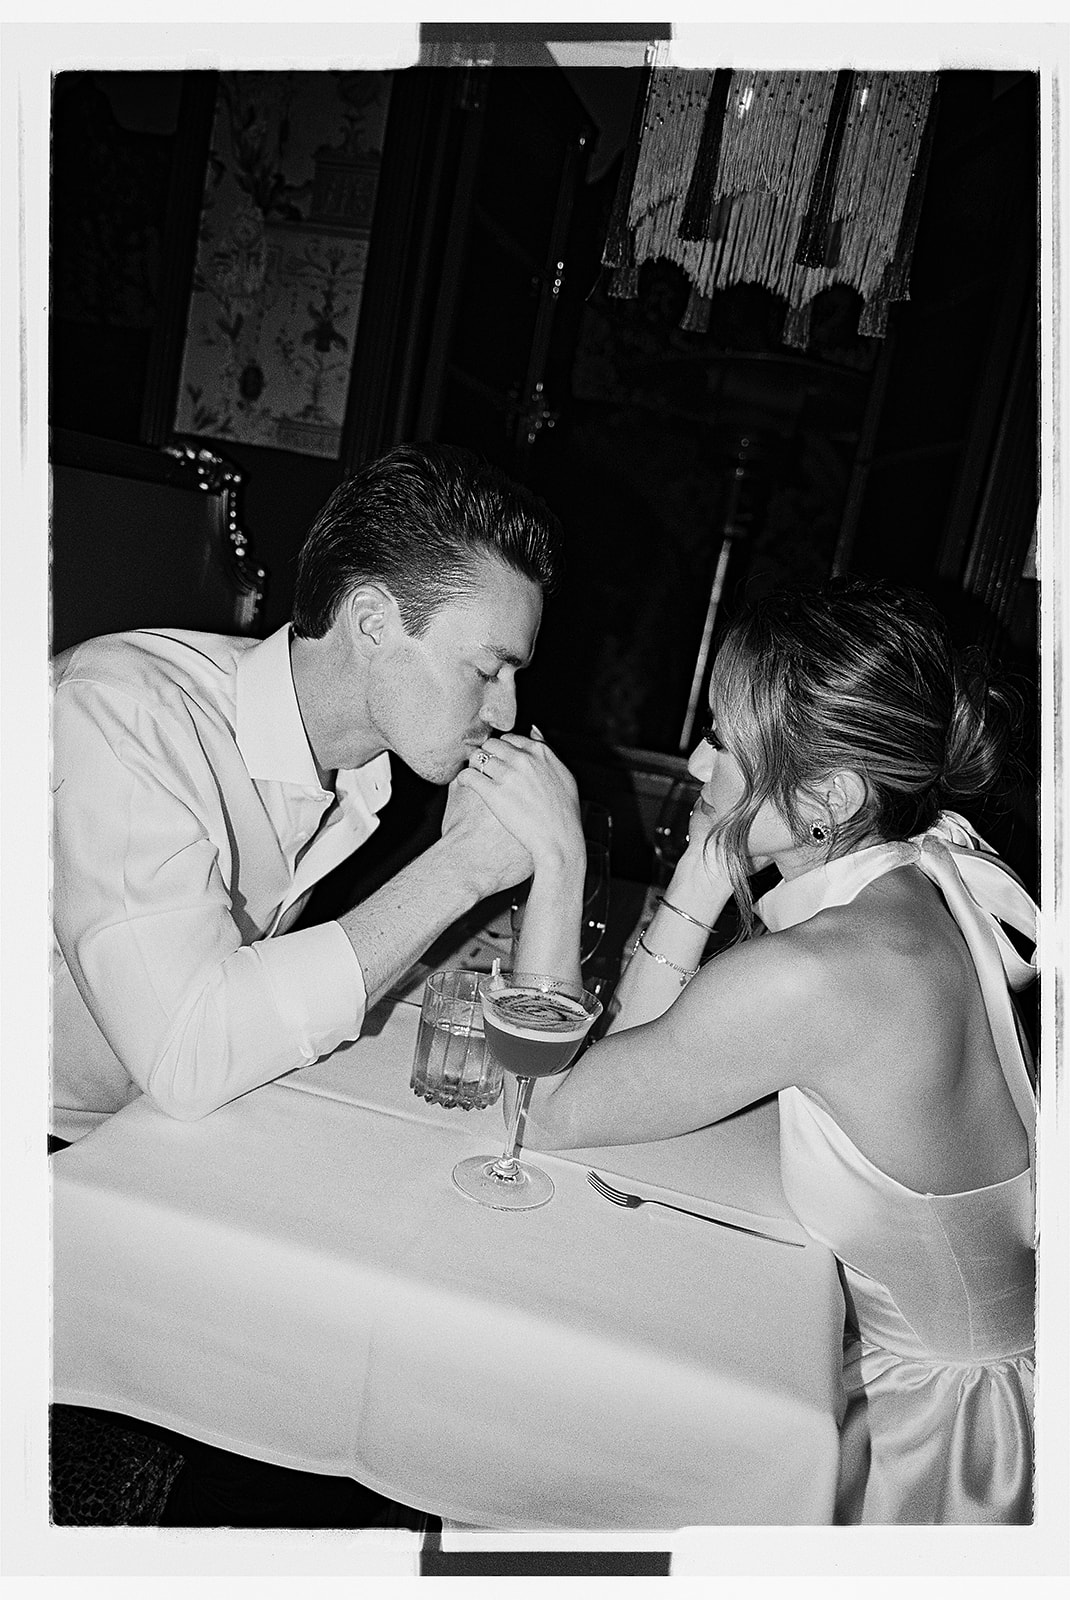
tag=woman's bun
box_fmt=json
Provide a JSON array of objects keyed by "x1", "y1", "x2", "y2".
[{"x1": 941, "y1": 650, "x2": 1021, "y2": 798}]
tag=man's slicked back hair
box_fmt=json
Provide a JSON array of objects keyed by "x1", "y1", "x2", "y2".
[{"x1": 292, "y1": 442, "x2": 563, "y2": 639}]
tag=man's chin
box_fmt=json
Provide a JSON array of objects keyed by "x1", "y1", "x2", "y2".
[{"x1": 408, "y1": 751, "x2": 468, "y2": 786}]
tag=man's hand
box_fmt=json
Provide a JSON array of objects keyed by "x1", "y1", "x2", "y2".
[
  {"x1": 440, "y1": 774, "x2": 534, "y2": 896},
  {"x1": 454, "y1": 727, "x2": 585, "y2": 879}
]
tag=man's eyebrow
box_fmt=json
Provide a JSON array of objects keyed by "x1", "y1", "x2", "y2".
[{"x1": 482, "y1": 643, "x2": 529, "y2": 669}]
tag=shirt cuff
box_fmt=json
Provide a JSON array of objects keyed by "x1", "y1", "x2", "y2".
[{"x1": 254, "y1": 920, "x2": 367, "y2": 1062}]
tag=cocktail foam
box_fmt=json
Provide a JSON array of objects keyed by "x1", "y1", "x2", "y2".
[{"x1": 483, "y1": 987, "x2": 591, "y2": 1042}]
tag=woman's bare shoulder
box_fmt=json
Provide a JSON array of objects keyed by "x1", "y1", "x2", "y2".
[
  {"x1": 691, "y1": 918, "x2": 836, "y2": 1005},
  {"x1": 773, "y1": 882, "x2": 969, "y2": 1072},
  {"x1": 794, "y1": 867, "x2": 968, "y2": 984},
  {"x1": 680, "y1": 882, "x2": 956, "y2": 1091},
  {"x1": 677, "y1": 918, "x2": 861, "y2": 1071}
]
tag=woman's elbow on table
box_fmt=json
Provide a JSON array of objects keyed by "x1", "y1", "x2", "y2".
[{"x1": 521, "y1": 1084, "x2": 589, "y2": 1152}]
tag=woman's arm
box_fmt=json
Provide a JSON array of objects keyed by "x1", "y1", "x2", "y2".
[
  {"x1": 522, "y1": 926, "x2": 830, "y2": 1151},
  {"x1": 607, "y1": 798, "x2": 733, "y2": 1034},
  {"x1": 514, "y1": 860, "x2": 583, "y2": 989},
  {"x1": 453, "y1": 726, "x2": 585, "y2": 986}
]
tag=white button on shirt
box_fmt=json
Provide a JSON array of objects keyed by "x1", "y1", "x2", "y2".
[{"x1": 51, "y1": 624, "x2": 392, "y2": 1142}]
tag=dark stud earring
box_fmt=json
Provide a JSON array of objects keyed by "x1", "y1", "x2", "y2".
[{"x1": 810, "y1": 820, "x2": 828, "y2": 844}]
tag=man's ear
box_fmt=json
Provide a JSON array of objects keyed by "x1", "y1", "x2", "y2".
[{"x1": 345, "y1": 584, "x2": 395, "y2": 650}]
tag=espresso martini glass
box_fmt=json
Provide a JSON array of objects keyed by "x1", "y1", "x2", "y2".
[{"x1": 452, "y1": 970, "x2": 601, "y2": 1211}]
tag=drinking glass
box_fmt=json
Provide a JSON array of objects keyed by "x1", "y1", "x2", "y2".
[
  {"x1": 410, "y1": 969, "x2": 503, "y2": 1111},
  {"x1": 580, "y1": 841, "x2": 610, "y2": 966},
  {"x1": 652, "y1": 777, "x2": 702, "y2": 885},
  {"x1": 452, "y1": 971, "x2": 602, "y2": 1210},
  {"x1": 578, "y1": 801, "x2": 612, "y2": 968},
  {"x1": 580, "y1": 800, "x2": 612, "y2": 854}
]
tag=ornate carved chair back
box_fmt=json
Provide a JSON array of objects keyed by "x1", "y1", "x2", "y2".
[{"x1": 50, "y1": 430, "x2": 266, "y2": 654}]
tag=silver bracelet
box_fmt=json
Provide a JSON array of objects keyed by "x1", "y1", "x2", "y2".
[
  {"x1": 637, "y1": 933, "x2": 700, "y2": 985},
  {"x1": 655, "y1": 895, "x2": 716, "y2": 934}
]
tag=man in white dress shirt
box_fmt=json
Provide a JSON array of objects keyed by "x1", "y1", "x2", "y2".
[{"x1": 51, "y1": 442, "x2": 565, "y2": 1144}]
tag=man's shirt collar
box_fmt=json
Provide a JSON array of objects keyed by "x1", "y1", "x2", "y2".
[
  {"x1": 235, "y1": 623, "x2": 392, "y2": 814},
  {"x1": 236, "y1": 624, "x2": 323, "y2": 789}
]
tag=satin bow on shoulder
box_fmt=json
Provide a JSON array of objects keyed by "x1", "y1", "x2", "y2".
[
  {"x1": 917, "y1": 812, "x2": 1036, "y2": 991},
  {"x1": 908, "y1": 812, "x2": 1037, "y2": 1169}
]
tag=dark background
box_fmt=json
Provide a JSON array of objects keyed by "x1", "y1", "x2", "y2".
[{"x1": 48, "y1": 60, "x2": 1040, "y2": 890}]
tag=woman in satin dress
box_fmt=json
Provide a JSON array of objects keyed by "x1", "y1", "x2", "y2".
[{"x1": 468, "y1": 577, "x2": 1037, "y2": 1525}]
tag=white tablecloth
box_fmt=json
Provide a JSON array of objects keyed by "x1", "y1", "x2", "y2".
[{"x1": 52, "y1": 996, "x2": 845, "y2": 1528}]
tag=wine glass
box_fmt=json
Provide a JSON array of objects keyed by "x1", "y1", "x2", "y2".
[
  {"x1": 579, "y1": 800, "x2": 612, "y2": 855},
  {"x1": 578, "y1": 801, "x2": 612, "y2": 985},
  {"x1": 580, "y1": 841, "x2": 610, "y2": 967},
  {"x1": 452, "y1": 971, "x2": 602, "y2": 1211},
  {"x1": 652, "y1": 777, "x2": 702, "y2": 886}
]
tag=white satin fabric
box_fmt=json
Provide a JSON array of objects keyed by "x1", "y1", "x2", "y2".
[{"x1": 757, "y1": 812, "x2": 1037, "y2": 1524}]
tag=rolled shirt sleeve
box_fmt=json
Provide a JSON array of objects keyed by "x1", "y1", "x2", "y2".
[
  {"x1": 254, "y1": 921, "x2": 367, "y2": 1066},
  {"x1": 53, "y1": 667, "x2": 373, "y2": 1123}
]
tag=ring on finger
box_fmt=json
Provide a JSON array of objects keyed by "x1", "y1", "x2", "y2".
[{"x1": 476, "y1": 749, "x2": 491, "y2": 775}]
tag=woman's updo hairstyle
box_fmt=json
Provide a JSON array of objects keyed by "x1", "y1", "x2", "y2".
[{"x1": 708, "y1": 578, "x2": 1021, "y2": 931}]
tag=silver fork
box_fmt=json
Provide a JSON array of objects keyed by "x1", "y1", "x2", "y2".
[{"x1": 586, "y1": 1170, "x2": 805, "y2": 1247}]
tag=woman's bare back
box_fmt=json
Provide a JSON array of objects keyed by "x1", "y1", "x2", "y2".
[{"x1": 787, "y1": 863, "x2": 1030, "y2": 1194}]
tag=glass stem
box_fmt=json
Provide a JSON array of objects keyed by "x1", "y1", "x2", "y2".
[{"x1": 492, "y1": 1077, "x2": 534, "y2": 1179}]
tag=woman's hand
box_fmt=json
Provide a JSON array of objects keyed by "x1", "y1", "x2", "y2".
[
  {"x1": 670, "y1": 793, "x2": 733, "y2": 898},
  {"x1": 454, "y1": 726, "x2": 586, "y2": 877},
  {"x1": 454, "y1": 726, "x2": 584, "y2": 983}
]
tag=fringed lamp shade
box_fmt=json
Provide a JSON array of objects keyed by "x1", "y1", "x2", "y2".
[{"x1": 604, "y1": 68, "x2": 937, "y2": 347}]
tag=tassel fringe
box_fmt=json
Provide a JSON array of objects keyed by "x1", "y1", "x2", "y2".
[{"x1": 605, "y1": 67, "x2": 936, "y2": 346}]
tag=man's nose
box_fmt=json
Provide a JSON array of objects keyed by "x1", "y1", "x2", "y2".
[
  {"x1": 483, "y1": 677, "x2": 517, "y2": 732},
  {"x1": 688, "y1": 741, "x2": 713, "y2": 782}
]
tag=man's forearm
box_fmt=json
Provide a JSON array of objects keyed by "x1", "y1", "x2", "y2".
[{"x1": 338, "y1": 832, "x2": 498, "y2": 1007}]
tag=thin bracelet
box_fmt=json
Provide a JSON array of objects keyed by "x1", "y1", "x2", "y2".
[
  {"x1": 637, "y1": 933, "x2": 700, "y2": 985},
  {"x1": 655, "y1": 895, "x2": 716, "y2": 934}
]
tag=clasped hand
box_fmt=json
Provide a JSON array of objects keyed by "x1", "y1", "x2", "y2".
[{"x1": 449, "y1": 727, "x2": 585, "y2": 884}]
